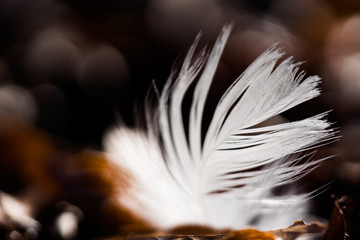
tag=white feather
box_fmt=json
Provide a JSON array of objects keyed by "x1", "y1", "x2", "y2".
[{"x1": 104, "y1": 25, "x2": 334, "y2": 231}]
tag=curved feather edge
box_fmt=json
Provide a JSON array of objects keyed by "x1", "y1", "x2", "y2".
[{"x1": 104, "y1": 25, "x2": 335, "y2": 231}]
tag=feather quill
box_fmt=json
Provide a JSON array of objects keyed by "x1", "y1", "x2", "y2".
[{"x1": 104, "y1": 25, "x2": 334, "y2": 231}]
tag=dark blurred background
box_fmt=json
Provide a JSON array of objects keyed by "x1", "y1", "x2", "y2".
[{"x1": 0, "y1": 0, "x2": 360, "y2": 239}]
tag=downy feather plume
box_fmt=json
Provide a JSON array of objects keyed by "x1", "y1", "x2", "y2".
[{"x1": 104, "y1": 25, "x2": 334, "y2": 231}]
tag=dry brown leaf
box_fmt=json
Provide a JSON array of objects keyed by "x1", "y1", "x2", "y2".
[
  {"x1": 225, "y1": 221, "x2": 326, "y2": 240},
  {"x1": 103, "y1": 221, "x2": 326, "y2": 240},
  {"x1": 270, "y1": 221, "x2": 326, "y2": 240},
  {"x1": 225, "y1": 229, "x2": 275, "y2": 240}
]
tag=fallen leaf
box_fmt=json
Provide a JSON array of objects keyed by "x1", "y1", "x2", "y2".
[{"x1": 270, "y1": 221, "x2": 326, "y2": 240}]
